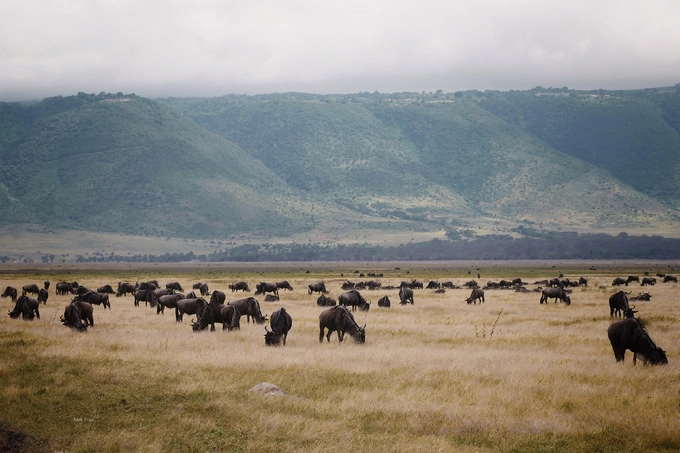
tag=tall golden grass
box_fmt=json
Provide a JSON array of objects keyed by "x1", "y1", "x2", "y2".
[{"x1": 0, "y1": 265, "x2": 678, "y2": 452}]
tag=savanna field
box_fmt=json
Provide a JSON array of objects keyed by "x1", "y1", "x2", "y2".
[{"x1": 1, "y1": 261, "x2": 679, "y2": 452}]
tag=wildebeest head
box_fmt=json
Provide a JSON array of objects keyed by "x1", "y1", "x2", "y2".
[
  {"x1": 264, "y1": 326, "x2": 281, "y2": 346},
  {"x1": 351, "y1": 324, "x2": 366, "y2": 344}
]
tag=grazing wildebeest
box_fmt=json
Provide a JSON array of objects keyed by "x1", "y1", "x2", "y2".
[
  {"x1": 228, "y1": 281, "x2": 250, "y2": 292},
  {"x1": 152, "y1": 288, "x2": 175, "y2": 306},
  {"x1": 192, "y1": 303, "x2": 240, "y2": 331},
  {"x1": 97, "y1": 285, "x2": 115, "y2": 294},
  {"x1": 264, "y1": 307, "x2": 293, "y2": 346},
  {"x1": 276, "y1": 280, "x2": 294, "y2": 291},
  {"x1": 625, "y1": 276, "x2": 640, "y2": 285},
  {"x1": 175, "y1": 297, "x2": 206, "y2": 322},
  {"x1": 22, "y1": 284, "x2": 40, "y2": 296},
  {"x1": 607, "y1": 318, "x2": 667, "y2": 365},
  {"x1": 264, "y1": 294, "x2": 280, "y2": 302},
  {"x1": 663, "y1": 275, "x2": 677, "y2": 283},
  {"x1": 641, "y1": 277, "x2": 656, "y2": 286},
  {"x1": 75, "y1": 291, "x2": 111, "y2": 310},
  {"x1": 157, "y1": 293, "x2": 184, "y2": 315},
  {"x1": 539, "y1": 287, "x2": 571, "y2": 305},
  {"x1": 466, "y1": 288, "x2": 485, "y2": 304},
  {"x1": 228, "y1": 297, "x2": 267, "y2": 324},
  {"x1": 549, "y1": 278, "x2": 562, "y2": 288},
  {"x1": 609, "y1": 291, "x2": 630, "y2": 318},
  {"x1": 1, "y1": 286, "x2": 17, "y2": 302},
  {"x1": 37, "y1": 288, "x2": 49, "y2": 305},
  {"x1": 316, "y1": 294, "x2": 336, "y2": 306},
  {"x1": 307, "y1": 282, "x2": 327, "y2": 295},
  {"x1": 56, "y1": 281, "x2": 74, "y2": 296},
  {"x1": 8, "y1": 295, "x2": 40, "y2": 320},
  {"x1": 60, "y1": 303, "x2": 88, "y2": 331},
  {"x1": 338, "y1": 289, "x2": 368, "y2": 311},
  {"x1": 365, "y1": 280, "x2": 381, "y2": 290},
  {"x1": 399, "y1": 286, "x2": 414, "y2": 305},
  {"x1": 578, "y1": 277, "x2": 588, "y2": 287},
  {"x1": 426, "y1": 281, "x2": 441, "y2": 289},
  {"x1": 612, "y1": 277, "x2": 627, "y2": 286},
  {"x1": 209, "y1": 290, "x2": 226, "y2": 306},
  {"x1": 378, "y1": 295, "x2": 391, "y2": 308},
  {"x1": 116, "y1": 282, "x2": 136, "y2": 297},
  {"x1": 165, "y1": 282, "x2": 183, "y2": 292},
  {"x1": 137, "y1": 281, "x2": 158, "y2": 291},
  {"x1": 255, "y1": 282, "x2": 279, "y2": 296},
  {"x1": 341, "y1": 280, "x2": 356, "y2": 290},
  {"x1": 133, "y1": 289, "x2": 155, "y2": 307},
  {"x1": 319, "y1": 305, "x2": 366, "y2": 343},
  {"x1": 463, "y1": 280, "x2": 478, "y2": 288}
]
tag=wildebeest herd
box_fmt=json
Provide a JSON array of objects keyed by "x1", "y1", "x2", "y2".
[{"x1": 2, "y1": 271, "x2": 675, "y2": 364}]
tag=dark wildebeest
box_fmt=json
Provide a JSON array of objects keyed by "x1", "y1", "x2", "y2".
[
  {"x1": 663, "y1": 275, "x2": 677, "y2": 283},
  {"x1": 365, "y1": 280, "x2": 381, "y2": 290},
  {"x1": 264, "y1": 307, "x2": 293, "y2": 346},
  {"x1": 609, "y1": 291, "x2": 630, "y2": 318},
  {"x1": 76, "y1": 285, "x2": 95, "y2": 296},
  {"x1": 426, "y1": 281, "x2": 441, "y2": 289},
  {"x1": 75, "y1": 291, "x2": 111, "y2": 310},
  {"x1": 539, "y1": 287, "x2": 571, "y2": 305},
  {"x1": 338, "y1": 289, "x2": 368, "y2": 311},
  {"x1": 60, "y1": 303, "x2": 88, "y2": 331},
  {"x1": 133, "y1": 289, "x2": 155, "y2": 307},
  {"x1": 8, "y1": 295, "x2": 40, "y2": 320},
  {"x1": 341, "y1": 280, "x2": 356, "y2": 290},
  {"x1": 228, "y1": 297, "x2": 267, "y2": 324},
  {"x1": 612, "y1": 277, "x2": 627, "y2": 286},
  {"x1": 197, "y1": 283, "x2": 210, "y2": 296},
  {"x1": 192, "y1": 303, "x2": 240, "y2": 331},
  {"x1": 641, "y1": 277, "x2": 656, "y2": 286},
  {"x1": 549, "y1": 278, "x2": 562, "y2": 288},
  {"x1": 463, "y1": 280, "x2": 478, "y2": 288},
  {"x1": 97, "y1": 285, "x2": 115, "y2": 294},
  {"x1": 307, "y1": 282, "x2": 328, "y2": 295},
  {"x1": 255, "y1": 282, "x2": 279, "y2": 296},
  {"x1": 229, "y1": 281, "x2": 250, "y2": 292},
  {"x1": 71, "y1": 300, "x2": 94, "y2": 326},
  {"x1": 316, "y1": 294, "x2": 336, "y2": 306},
  {"x1": 157, "y1": 293, "x2": 184, "y2": 315},
  {"x1": 209, "y1": 290, "x2": 226, "y2": 306},
  {"x1": 175, "y1": 297, "x2": 206, "y2": 322},
  {"x1": 55, "y1": 281, "x2": 74, "y2": 296},
  {"x1": 37, "y1": 288, "x2": 49, "y2": 305},
  {"x1": 264, "y1": 294, "x2": 280, "y2": 302},
  {"x1": 1, "y1": 286, "x2": 18, "y2": 302},
  {"x1": 399, "y1": 286, "x2": 414, "y2": 305},
  {"x1": 607, "y1": 318, "x2": 667, "y2": 365},
  {"x1": 22, "y1": 284, "x2": 40, "y2": 296},
  {"x1": 378, "y1": 295, "x2": 391, "y2": 308},
  {"x1": 152, "y1": 288, "x2": 175, "y2": 306},
  {"x1": 116, "y1": 282, "x2": 136, "y2": 297},
  {"x1": 466, "y1": 288, "x2": 485, "y2": 304},
  {"x1": 137, "y1": 281, "x2": 158, "y2": 291},
  {"x1": 630, "y1": 293, "x2": 652, "y2": 301},
  {"x1": 166, "y1": 282, "x2": 183, "y2": 292},
  {"x1": 276, "y1": 280, "x2": 294, "y2": 291},
  {"x1": 319, "y1": 305, "x2": 366, "y2": 343},
  {"x1": 578, "y1": 277, "x2": 588, "y2": 287},
  {"x1": 43, "y1": 281, "x2": 50, "y2": 290},
  {"x1": 625, "y1": 276, "x2": 640, "y2": 285}
]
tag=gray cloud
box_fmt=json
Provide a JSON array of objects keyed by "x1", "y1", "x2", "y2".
[{"x1": 2, "y1": 0, "x2": 679, "y2": 101}]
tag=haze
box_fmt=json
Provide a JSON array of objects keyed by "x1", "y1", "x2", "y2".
[{"x1": 1, "y1": 0, "x2": 679, "y2": 101}]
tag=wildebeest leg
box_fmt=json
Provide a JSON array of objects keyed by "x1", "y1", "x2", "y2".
[
  {"x1": 338, "y1": 330, "x2": 344, "y2": 342},
  {"x1": 282, "y1": 333, "x2": 287, "y2": 346},
  {"x1": 319, "y1": 327, "x2": 326, "y2": 343},
  {"x1": 35, "y1": 307, "x2": 40, "y2": 319}
]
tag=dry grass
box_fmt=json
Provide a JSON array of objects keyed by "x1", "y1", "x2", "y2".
[{"x1": 0, "y1": 264, "x2": 679, "y2": 452}]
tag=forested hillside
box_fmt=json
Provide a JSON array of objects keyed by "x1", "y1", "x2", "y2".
[{"x1": 1, "y1": 87, "x2": 679, "y2": 250}]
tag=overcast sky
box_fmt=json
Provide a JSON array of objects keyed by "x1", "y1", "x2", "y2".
[{"x1": 1, "y1": 0, "x2": 679, "y2": 101}]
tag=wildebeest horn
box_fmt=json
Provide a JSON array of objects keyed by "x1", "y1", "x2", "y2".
[{"x1": 265, "y1": 326, "x2": 270, "y2": 332}]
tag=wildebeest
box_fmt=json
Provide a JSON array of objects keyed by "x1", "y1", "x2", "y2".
[
  {"x1": 549, "y1": 278, "x2": 562, "y2": 288},
  {"x1": 426, "y1": 281, "x2": 441, "y2": 289},
  {"x1": 641, "y1": 277, "x2": 656, "y2": 286},
  {"x1": 197, "y1": 283, "x2": 210, "y2": 296},
  {"x1": 133, "y1": 289, "x2": 155, "y2": 307},
  {"x1": 1, "y1": 286, "x2": 18, "y2": 302},
  {"x1": 116, "y1": 282, "x2": 136, "y2": 297},
  {"x1": 228, "y1": 297, "x2": 267, "y2": 324},
  {"x1": 55, "y1": 281, "x2": 74, "y2": 295},
  {"x1": 612, "y1": 277, "x2": 627, "y2": 286},
  {"x1": 399, "y1": 286, "x2": 414, "y2": 305},
  {"x1": 209, "y1": 290, "x2": 226, "y2": 306},
  {"x1": 276, "y1": 280, "x2": 294, "y2": 291},
  {"x1": 157, "y1": 293, "x2": 185, "y2": 315},
  {"x1": 625, "y1": 276, "x2": 640, "y2": 285},
  {"x1": 22, "y1": 284, "x2": 40, "y2": 296},
  {"x1": 165, "y1": 282, "x2": 183, "y2": 291},
  {"x1": 152, "y1": 288, "x2": 175, "y2": 306},
  {"x1": 378, "y1": 295, "x2": 391, "y2": 308},
  {"x1": 255, "y1": 282, "x2": 279, "y2": 296},
  {"x1": 8, "y1": 295, "x2": 40, "y2": 320},
  {"x1": 539, "y1": 287, "x2": 571, "y2": 305},
  {"x1": 607, "y1": 318, "x2": 667, "y2": 365},
  {"x1": 338, "y1": 289, "x2": 368, "y2": 311},
  {"x1": 75, "y1": 291, "x2": 111, "y2": 310},
  {"x1": 609, "y1": 291, "x2": 630, "y2": 318},
  {"x1": 466, "y1": 288, "x2": 485, "y2": 304},
  {"x1": 175, "y1": 297, "x2": 206, "y2": 322},
  {"x1": 663, "y1": 275, "x2": 677, "y2": 283},
  {"x1": 71, "y1": 300, "x2": 94, "y2": 327},
  {"x1": 60, "y1": 303, "x2": 88, "y2": 331},
  {"x1": 316, "y1": 294, "x2": 336, "y2": 307},
  {"x1": 192, "y1": 303, "x2": 240, "y2": 331},
  {"x1": 341, "y1": 280, "x2": 356, "y2": 290},
  {"x1": 229, "y1": 281, "x2": 250, "y2": 292},
  {"x1": 264, "y1": 294, "x2": 280, "y2": 302},
  {"x1": 578, "y1": 277, "x2": 588, "y2": 287},
  {"x1": 630, "y1": 292, "x2": 652, "y2": 301},
  {"x1": 264, "y1": 307, "x2": 293, "y2": 346},
  {"x1": 137, "y1": 281, "x2": 159, "y2": 291},
  {"x1": 95, "y1": 285, "x2": 114, "y2": 294},
  {"x1": 307, "y1": 282, "x2": 328, "y2": 295},
  {"x1": 319, "y1": 305, "x2": 366, "y2": 343}
]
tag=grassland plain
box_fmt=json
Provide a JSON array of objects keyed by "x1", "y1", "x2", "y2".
[{"x1": 0, "y1": 262, "x2": 678, "y2": 452}]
